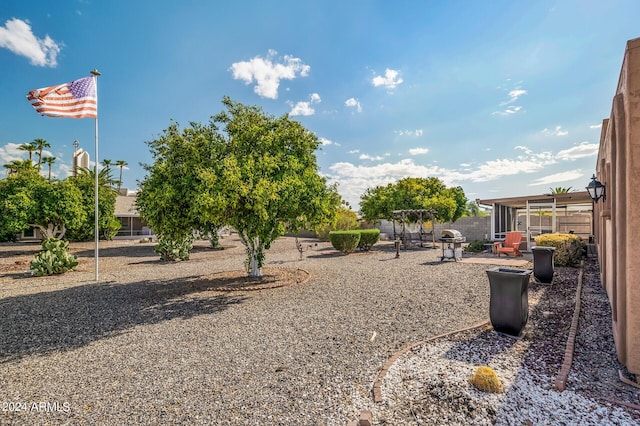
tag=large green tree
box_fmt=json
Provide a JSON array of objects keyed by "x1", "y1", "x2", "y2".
[
  {"x1": 213, "y1": 97, "x2": 336, "y2": 276},
  {"x1": 0, "y1": 171, "x2": 86, "y2": 240},
  {"x1": 137, "y1": 120, "x2": 228, "y2": 259},
  {"x1": 360, "y1": 177, "x2": 467, "y2": 223},
  {"x1": 137, "y1": 97, "x2": 337, "y2": 276}
]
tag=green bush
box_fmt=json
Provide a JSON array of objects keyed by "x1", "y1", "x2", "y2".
[
  {"x1": 329, "y1": 230, "x2": 361, "y2": 254},
  {"x1": 154, "y1": 235, "x2": 194, "y2": 261},
  {"x1": 30, "y1": 238, "x2": 78, "y2": 276},
  {"x1": 535, "y1": 233, "x2": 585, "y2": 267},
  {"x1": 465, "y1": 239, "x2": 491, "y2": 253},
  {"x1": 357, "y1": 229, "x2": 380, "y2": 251}
]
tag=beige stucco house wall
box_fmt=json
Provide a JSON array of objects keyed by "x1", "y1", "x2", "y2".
[{"x1": 595, "y1": 37, "x2": 640, "y2": 375}]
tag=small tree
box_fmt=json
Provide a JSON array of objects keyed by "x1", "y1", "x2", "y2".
[
  {"x1": 30, "y1": 179, "x2": 86, "y2": 239},
  {"x1": 138, "y1": 98, "x2": 337, "y2": 275},
  {"x1": 213, "y1": 97, "x2": 336, "y2": 276},
  {"x1": 0, "y1": 171, "x2": 86, "y2": 240},
  {"x1": 137, "y1": 120, "x2": 229, "y2": 259},
  {"x1": 360, "y1": 177, "x2": 467, "y2": 223}
]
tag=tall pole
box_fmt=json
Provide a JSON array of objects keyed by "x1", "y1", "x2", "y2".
[{"x1": 91, "y1": 69, "x2": 101, "y2": 282}]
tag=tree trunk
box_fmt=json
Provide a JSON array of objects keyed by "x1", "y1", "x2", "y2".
[
  {"x1": 246, "y1": 236, "x2": 263, "y2": 277},
  {"x1": 33, "y1": 222, "x2": 66, "y2": 240}
]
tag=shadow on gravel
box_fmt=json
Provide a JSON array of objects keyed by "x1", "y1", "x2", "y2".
[
  {"x1": 72, "y1": 245, "x2": 157, "y2": 258},
  {"x1": 0, "y1": 276, "x2": 246, "y2": 364}
]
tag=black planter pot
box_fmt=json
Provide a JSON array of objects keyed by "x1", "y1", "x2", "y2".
[
  {"x1": 532, "y1": 246, "x2": 555, "y2": 284},
  {"x1": 486, "y1": 267, "x2": 532, "y2": 338}
]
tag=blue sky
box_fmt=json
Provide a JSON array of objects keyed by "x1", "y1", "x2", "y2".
[{"x1": 1, "y1": 1, "x2": 639, "y2": 210}]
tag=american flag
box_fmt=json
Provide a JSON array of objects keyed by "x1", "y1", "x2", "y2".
[{"x1": 27, "y1": 76, "x2": 97, "y2": 119}]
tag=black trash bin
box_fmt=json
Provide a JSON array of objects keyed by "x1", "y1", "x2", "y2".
[
  {"x1": 532, "y1": 246, "x2": 555, "y2": 284},
  {"x1": 486, "y1": 267, "x2": 532, "y2": 338}
]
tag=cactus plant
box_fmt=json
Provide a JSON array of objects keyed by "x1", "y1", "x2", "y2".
[
  {"x1": 469, "y1": 366, "x2": 504, "y2": 393},
  {"x1": 30, "y1": 238, "x2": 78, "y2": 276}
]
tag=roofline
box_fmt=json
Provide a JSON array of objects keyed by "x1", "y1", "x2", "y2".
[{"x1": 476, "y1": 191, "x2": 592, "y2": 207}]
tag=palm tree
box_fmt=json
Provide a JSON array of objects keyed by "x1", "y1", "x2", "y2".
[
  {"x1": 100, "y1": 159, "x2": 113, "y2": 188},
  {"x1": 33, "y1": 138, "x2": 51, "y2": 170},
  {"x1": 76, "y1": 166, "x2": 118, "y2": 187},
  {"x1": 42, "y1": 157, "x2": 56, "y2": 180},
  {"x1": 115, "y1": 160, "x2": 128, "y2": 192},
  {"x1": 3, "y1": 159, "x2": 37, "y2": 176},
  {"x1": 550, "y1": 186, "x2": 573, "y2": 194},
  {"x1": 465, "y1": 201, "x2": 481, "y2": 217},
  {"x1": 18, "y1": 142, "x2": 37, "y2": 164}
]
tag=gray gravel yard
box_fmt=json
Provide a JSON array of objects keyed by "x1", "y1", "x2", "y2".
[{"x1": 0, "y1": 236, "x2": 637, "y2": 425}]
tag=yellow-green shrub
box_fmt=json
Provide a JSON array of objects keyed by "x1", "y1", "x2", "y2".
[
  {"x1": 535, "y1": 233, "x2": 585, "y2": 267},
  {"x1": 357, "y1": 229, "x2": 380, "y2": 251},
  {"x1": 469, "y1": 366, "x2": 503, "y2": 393},
  {"x1": 329, "y1": 230, "x2": 361, "y2": 254}
]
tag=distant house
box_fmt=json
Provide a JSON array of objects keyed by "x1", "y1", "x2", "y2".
[{"x1": 115, "y1": 193, "x2": 153, "y2": 238}]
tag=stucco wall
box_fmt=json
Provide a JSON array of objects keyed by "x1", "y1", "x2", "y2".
[
  {"x1": 595, "y1": 37, "x2": 640, "y2": 374},
  {"x1": 376, "y1": 216, "x2": 491, "y2": 242}
]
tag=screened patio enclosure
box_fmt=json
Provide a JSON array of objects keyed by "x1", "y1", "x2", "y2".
[{"x1": 477, "y1": 192, "x2": 593, "y2": 251}]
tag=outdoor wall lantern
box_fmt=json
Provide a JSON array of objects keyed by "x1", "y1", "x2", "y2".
[{"x1": 586, "y1": 174, "x2": 606, "y2": 203}]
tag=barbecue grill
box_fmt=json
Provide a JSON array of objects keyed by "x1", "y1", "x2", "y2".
[{"x1": 439, "y1": 229, "x2": 465, "y2": 261}]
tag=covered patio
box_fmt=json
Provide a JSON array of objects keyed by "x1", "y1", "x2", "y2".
[{"x1": 477, "y1": 191, "x2": 593, "y2": 251}]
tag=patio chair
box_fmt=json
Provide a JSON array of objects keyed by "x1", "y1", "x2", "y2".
[{"x1": 494, "y1": 232, "x2": 523, "y2": 257}]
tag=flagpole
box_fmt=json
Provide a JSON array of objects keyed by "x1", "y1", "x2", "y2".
[{"x1": 91, "y1": 69, "x2": 101, "y2": 282}]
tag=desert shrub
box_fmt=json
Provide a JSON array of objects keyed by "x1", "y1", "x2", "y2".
[
  {"x1": 357, "y1": 229, "x2": 380, "y2": 251},
  {"x1": 469, "y1": 366, "x2": 503, "y2": 393},
  {"x1": 30, "y1": 238, "x2": 78, "y2": 276},
  {"x1": 154, "y1": 235, "x2": 194, "y2": 261},
  {"x1": 535, "y1": 233, "x2": 585, "y2": 267},
  {"x1": 329, "y1": 230, "x2": 361, "y2": 254},
  {"x1": 465, "y1": 239, "x2": 491, "y2": 253}
]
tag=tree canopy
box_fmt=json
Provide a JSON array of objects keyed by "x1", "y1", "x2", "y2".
[
  {"x1": 137, "y1": 97, "x2": 338, "y2": 275},
  {"x1": 360, "y1": 177, "x2": 467, "y2": 223},
  {"x1": 0, "y1": 171, "x2": 86, "y2": 240},
  {"x1": 0, "y1": 162, "x2": 120, "y2": 242}
]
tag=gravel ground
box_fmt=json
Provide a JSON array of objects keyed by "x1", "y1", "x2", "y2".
[{"x1": 0, "y1": 236, "x2": 638, "y2": 425}]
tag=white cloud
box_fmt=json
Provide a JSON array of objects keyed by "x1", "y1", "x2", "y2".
[
  {"x1": 409, "y1": 147, "x2": 429, "y2": 155},
  {"x1": 492, "y1": 105, "x2": 523, "y2": 116},
  {"x1": 590, "y1": 123, "x2": 602, "y2": 129},
  {"x1": 348, "y1": 149, "x2": 360, "y2": 154},
  {"x1": 319, "y1": 137, "x2": 340, "y2": 147},
  {"x1": 325, "y1": 142, "x2": 583, "y2": 208},
  {"x1": 494, "y1": 84, "x2": 526, "y2": 116},
  {"x1": 372, "y1": 68, "x2": 403, "y2": 89},
  {"x1": 359, "y1": 153, "x2": 385, "y2": 161},
  {"x1": 501, "y1": 89, "x2": 527, "y2": 105},
  {"x1": 556, "y1": 142, "x2": 598, "y2": 161},
  {"x1": 395, "y1": 129, "x2": 424, "y2": 137},
  {"x1": 542, "y1": 126, "x2": 568, "y2": 137},
  {"x1": 345, "y1": 97, "x2": 362, "y2": 113},
  {"x1": 528, "y1": 170, "x2": 584, "y2": 186},
  {"x1": 289, "y1": 92, "x2": 321, "y2": 116},
  {"x1": 0, "y1": 143, "x2": 24, "y2": 167},
  {"x1": 0, "y1": 18, "x2": 61, "y2": 67},
  {"x1": 229, "y1": 49, "x2": 310, "y2": 99}
]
